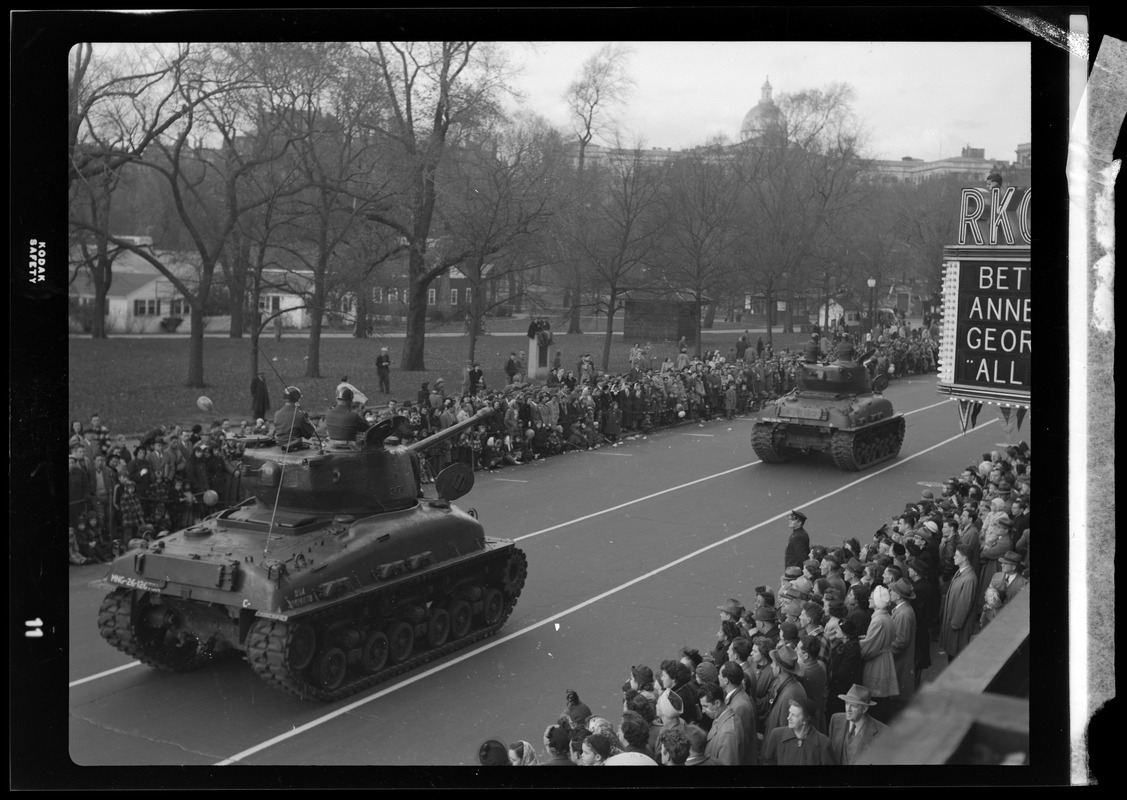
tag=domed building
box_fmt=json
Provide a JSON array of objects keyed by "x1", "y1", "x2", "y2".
[{"x1": 739, "y1": 76, "x2": 783, "y2": 141}]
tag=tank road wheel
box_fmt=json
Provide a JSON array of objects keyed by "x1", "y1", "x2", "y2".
[
  {"x1": 480, "y1": 588, "x2": 504, "y2": 626},
  {"x1": 448, "y1": 600, "x2": 473, "y2": 639},
  {"x1": 387, "y1": 621, "x2": 415, "y2": 664},
  {"x1": 286, "y1": 622, "x2": 317, "y2": 671},
  {"x1": 426, "y1": 608, "x2": 451, "y2": 648},
  {"x1": 360, "y1": 631, "x2": 390, "y2": 674},
  {"x1": 312, "y1": 646, "x2": 348, "y2": 691}
]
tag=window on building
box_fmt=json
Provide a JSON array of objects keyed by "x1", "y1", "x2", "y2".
[
  {"x1": 748, "y1": 299, "x2": 767, "y2": 316},
  {"x1": 450, "y1": 289, "x2": 458, "y2": 306},
  {"x1": 373, "y1": 287, "x2": 383, "y2": 304},
  {"x1": 170, "y1": 298, "x2": 187, "y2": 316},
  {"x1": 389, "y1": 288, "x2": 398, "y2": 304},
  {"x1": 428, "y1": 288, "x2": 436, "y2": 305},
  {"x1": 464, "y1": 287, "x2": 472, "y2": 305},
  {"x1": 133, "y1": 299, "x2": 160, "y2": 316}
]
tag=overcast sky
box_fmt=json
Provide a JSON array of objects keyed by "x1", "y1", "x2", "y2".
[{"x1": 500, "y1": 41, "x2": 1031, "y2": 163}]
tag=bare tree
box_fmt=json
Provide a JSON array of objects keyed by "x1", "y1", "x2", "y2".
[
  {"x1": 359, "y1": 41, "x2": 511, "y2": 372},
  {"x1": 568, "y1": 142, "x2": 667, "y2": 372},
  {"x1": 654, "y1": 146, "x2": 742, "y2": 356},
  {"x1": 560, "y1": 43, "x2": 634, "y2": 334}
]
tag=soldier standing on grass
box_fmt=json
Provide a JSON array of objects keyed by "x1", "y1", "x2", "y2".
[{"x1": 250, "y1": 370, "x2": 270, "y2": 420}]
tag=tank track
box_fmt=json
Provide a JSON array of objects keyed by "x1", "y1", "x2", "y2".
[
  {"x1": 98, "y1": 589, "x2": 210, "y2": 672},
  {"x1": 830, "y1": 417, "x2": 905, "y2": 471},
  {"x1": 245, "y1": 545, "x2": 528, "y2": 702},
  {"x1": 751, "y1": 422, "x2": 791, "y2": 463}
]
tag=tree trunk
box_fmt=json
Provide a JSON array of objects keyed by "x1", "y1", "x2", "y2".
[
  {"x1": 401, "y1": 279, "x2": 429, "y2": 371},
  {"x1": 305, "y1": 283, "x2": 325, "y2": 379},
  {"x1": 765, "y1": 289, "x2": 774, "y2": 348},
  {"x1": 91, "y1": 261, "x2": 109, "y2": 339},
  {"x1": 703, "y1": 302, "x2": 716, "y2": 330},
  {"x1": 600, "y1": 288, "x2": 617, "y2": 373},
  {"x1": 187, "y1": 303, "x2": 206, "y2": 387},
  {"x1": 696, "y1": 296, "x2": 704, "y2": 358},
  {"x1": 353, "y1": 292, "x2": 368, "y2": 338},
  {"x1": 567, "y1": 269, "x2": 582, "y2": 334},
  {"x1": 226, "y1": 238, "x2": 249, "y2": 338}
]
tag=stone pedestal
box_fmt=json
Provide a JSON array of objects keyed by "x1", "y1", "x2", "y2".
[{"x1": 527, "y1": 337, "x2": 550, "y2": 383}]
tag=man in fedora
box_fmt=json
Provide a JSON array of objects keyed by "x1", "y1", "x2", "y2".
[
  {"x1": 828, "y1": 684, "x2": 889, "y2": 765},
  {"x1": 750, "y1": 605, "x2": 780, "y2": 645},
  {"x1": 989, "y1": 551, "x2": 1028, "y2": 604},
  {"x1": 887, "y1": 578, "x2": 918, "y2": 711},
  {"x1": 939, "y1": 544, "x2": 978, "y2": 663},
  {"x1": 717, "y1": 598, "x2": 745, "y2": 626},
  {"x1": 785, "y1": 510, "x2": 811, "y2": 570},
  {"x1": 761, "y1": 645, "x2": 808, "y2": 737}
]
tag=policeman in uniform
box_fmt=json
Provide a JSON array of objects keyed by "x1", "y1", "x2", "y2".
[
  {"x1": 272, "y1": 386, "x2": 317, "y2": 449},
  {"x1": 325, "y1": 388, "x2": 369, "y2": 445},
  {"x1": 784, "y1": 510, "x2": 811, "y2": 571}
]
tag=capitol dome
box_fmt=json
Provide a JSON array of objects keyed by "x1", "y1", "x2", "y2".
[{"x1": 740, "y1": 77, "x2": 783, "y2": 141}]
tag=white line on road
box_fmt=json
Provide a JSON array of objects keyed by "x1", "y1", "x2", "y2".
[
  {"x1": 214, "y1": 413, "x2": 990, "y2": 765},
  {"x1": 493, "y1": 479, "x2": 528, "y2": 483},
  {"x1": 595, "y1": 451, "x2": 633, "y2": 456},
  {"x1": 682, "y1": 433, "x2": 715, "y2": 437},
  {"x1": 68, "y1": 661, "x2": 141, "y2": 688}
]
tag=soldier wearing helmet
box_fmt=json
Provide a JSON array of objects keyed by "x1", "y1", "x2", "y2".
[
  {"x1": 272, "y1": 386, "x2": 317, "y2": 449},
  {"x1": 326, "y1": 388, "x2": 369, "y2": 444}
]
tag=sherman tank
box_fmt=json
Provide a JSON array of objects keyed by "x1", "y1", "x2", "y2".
[
  {"x1": 95, "y1": 408, "x2": 527, "y2": 702},
  {"x1": 751, "y1": 355, "x2": 905, "y2": 471}
]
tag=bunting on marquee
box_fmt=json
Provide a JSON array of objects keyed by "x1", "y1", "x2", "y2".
[
  {"x1": 957, "y1": 399, "x2": 984, "y2": 433},
  {"x1": 998, "y1": 405, "x2": 1027, "y2": 437}
]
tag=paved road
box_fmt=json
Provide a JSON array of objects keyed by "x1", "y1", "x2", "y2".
[{"x1": 68, "y1": 377, "x2": 1025, "y2": 766}]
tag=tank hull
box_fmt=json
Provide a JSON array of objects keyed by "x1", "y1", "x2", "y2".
[
  {"x1": 751, "y1": 388, "x2": 905, "y2": 471},
  {"x1": 96, "y1": 499, "x2": 528, "y2": 701}
]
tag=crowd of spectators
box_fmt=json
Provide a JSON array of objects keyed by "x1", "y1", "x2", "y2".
[
  {"x1": 67, "y1": 322, "x2": 940, "y2": 565},
  {"x1": 477, "y1": 439, "x2": 1031, "y2": 766}
]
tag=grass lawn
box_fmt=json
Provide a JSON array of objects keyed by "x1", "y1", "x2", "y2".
[{"x1": 69, "y1": 317, "x2": 810, "y2": 435}]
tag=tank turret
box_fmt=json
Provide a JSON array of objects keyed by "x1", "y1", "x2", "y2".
[
  {"x1": 751, "y1": 357, "x2": 904, "y2": 470},
  {"x1": 95, "y1": 405, "x2": 527, "y2": 701}
]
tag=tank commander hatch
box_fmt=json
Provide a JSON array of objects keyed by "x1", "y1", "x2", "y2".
[
  {"x1": 326, "y1": 388, "x2": 370, "y2": 445},
  {"x1": 272, "y1": 386, "x2": 318, "y2": 450}
]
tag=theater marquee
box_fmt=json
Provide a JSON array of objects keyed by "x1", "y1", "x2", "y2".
[{"x1": 936, "y1": 187, "x2": 1031, "y2": 409}]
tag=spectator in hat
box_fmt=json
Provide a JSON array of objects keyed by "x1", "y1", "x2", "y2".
[
  {"x1": 542, "y1": 723, "x2": 575, "y2": 766},
  {"x1": 976, "y1": 514, "x2": 1013, "y2": 621},
  {"x1": 701, "y1": 682, "x2": 744, "y2": 766},
  {"x1": 858, "y1": 586, "x2": 899, "y2": 723},
  {"x1": 785, "y1": 510, "x2": 811, "y2": 570},
  {"x1": 989, "y1": 551, "x2": 1028, "y2": 604},
  {"x1": 478, "y1": 739, "x2": 509, "y2": 766},
  {"x1": 827, "y1": 684, "x2": 889, "y2": 765},
  {"x1": 563, "y1": 689, "x2": 592, "y2": 728},
  {"x1": 907, "y1": 559, "x2": 934, "y2": 680},
  {"x1": 751, "y1": 605, "x2": 780, "y2": 645},
  {"x1": 939, "y1": 544, "x2": 979, "y2": 663},
  {"x1": 762, "y1": 645, "x2": 808, "y2": 736},
  {"x1": 694, "y1": 660, "x2": 719, "y2": 691},
  {"x1": 624, "y1": 664, "x2": 657, "y2": 703},
  {"x1": 750, "y1": 637, "x2": 776, "y2": 729},
  {"x1": 761, "y1": 696, "x2": 836, "y2": 766},
  {"x1": 887, "y1": 578, "x2": 918, "y2": 713}
]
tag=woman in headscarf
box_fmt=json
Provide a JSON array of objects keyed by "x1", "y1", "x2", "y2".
[
  {"x1": 858, "y1": 585, "x2": 899, "y2": 724},
  {"x1": 507, "y1": 740, "x2": 539, "y2": 766}
]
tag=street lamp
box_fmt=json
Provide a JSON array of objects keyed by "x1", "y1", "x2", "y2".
[{"x1": 867, "y1": 277, "x2": 877, "y2": 335}]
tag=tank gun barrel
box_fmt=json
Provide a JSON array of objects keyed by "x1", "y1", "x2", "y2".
[{"x1": 406, "y1": 408, "x2": 494, "y2": 454}]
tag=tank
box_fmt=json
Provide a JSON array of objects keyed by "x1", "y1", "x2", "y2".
[
  {"x1": 751, "y1": 356, "x2": 905, "y2": 471},
  {"x1": 95, "y1": 408, "x2": 528, "y2": 702}
]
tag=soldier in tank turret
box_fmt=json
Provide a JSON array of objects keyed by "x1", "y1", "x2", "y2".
[
  {"x1": 804, "y1": 332, "x2": 822, "y2": 364},
  {"x1": 325, "y1": 388, "x2": 369, "y2": 445},
  {"x1": 273, "y1": 386, "x2": 318, "y2": 450}
]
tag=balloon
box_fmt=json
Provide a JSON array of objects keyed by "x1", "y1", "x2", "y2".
[
  {"x1": 678, "y1": 410, "x2": 686, "y2": 418},
  {"x1": 197, "y1": 396, "x2": 214, "y2": 412},
  {"x1": 525, "y1": 428, "x2": 535, "y2": 440},
  {"x1": 203, "y1": 490, "x2": 219, "y2": 506}
]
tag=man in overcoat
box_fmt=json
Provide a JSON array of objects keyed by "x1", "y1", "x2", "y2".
[
  {"x1": 887, "y1": 578, "x2": 918, "y2": 713},
  {"x1": 701, "y1": 682, "x2": 744, "y2": 766},
  {"x1": 762, "y1": 646, "x2": 808, "y2": 735},
  {"x1": 250, "y1": 370, "x2": 270, "y2": 420},
  {"x1": 827, "y1": 684, "x2": 889, "y2": 765},
  {"x1": 939, "y1": 544, "x2": 978, "y2": 663}
]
